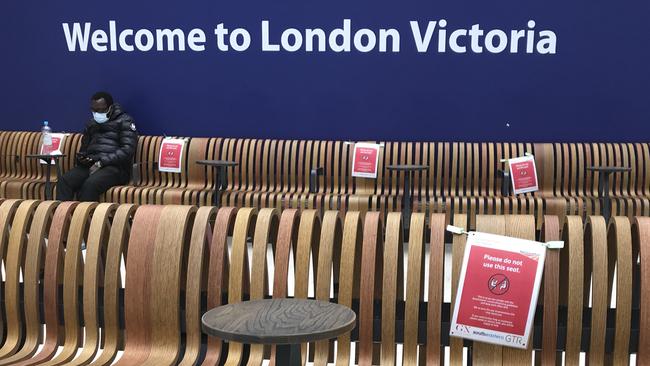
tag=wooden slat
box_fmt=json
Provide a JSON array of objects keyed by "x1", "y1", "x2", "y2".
[
  {"x1": 633, "y1": 217, "x2": 650, "y2": 364},
  {"x1": 426, "y1": 213, "x2": 446, "y2": 366},
  {"x1": 381, "y1": 212, "x2": 404, "y2": 366},
  {"x1": 559, "y1": 216, "x2": 584, "y2": 366},
  {"x1": 314, "y1": 211, "x2": 343, "y2": 366},
  {"x1": 248, "y1": 208, "x2": 280, "y2": 366},
  {"x1": 539, "y1": 215, "x2": 561, "y2": 366},
  {"x1": 584, "y1": 216, "x2": 608, "y2": 365},
  {"x1": 179, "y1": 206, "x2": 218, "y2": 366},
  {"x1": 449, "y1": 214, "x2": 467, "y2": 366},
  {"x1": 222, "y1": 207, "x2": 257, "y2": 366},
  {"x1": 41, "y1": 202, "x2": 97, "y2": 366},
  {"x1": 73, "y1": 209, "x2": 123, "y2": 366},
  {"x1": 202, "y1": 207, "x2": 238, "y2": 366},
  {"x1": 403, "y1": 213, "x2": 426, "y2": 365},
  {"x1": 358, "y1": 212, "x2": 383, "y2": 366},
  {"x1": 606, "y1": 217, "x2": 633, "y2": 365},
  {"x1": 113, "y1": 205, "x2": 163, "y2": 366},
  {"x1": 90, "y1": 204, "x2": 136, "y2": 366}
]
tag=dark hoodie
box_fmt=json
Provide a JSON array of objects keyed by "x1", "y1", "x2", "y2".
[{"x1": 77, "y1": 103, "x2": 138, "y2": 174}]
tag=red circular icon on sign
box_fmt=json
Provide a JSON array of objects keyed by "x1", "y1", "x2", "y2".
[
  {"x1": 488, "y1": 274, "x2": 510, "y2": 295},
  {"x1": 520, "y1": 170, "x2": 528, "y2": 176}
]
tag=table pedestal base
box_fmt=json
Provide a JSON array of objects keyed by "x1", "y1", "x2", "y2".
[{"x1": 276, "y1": 344, "x2": 301, "y2": 366}]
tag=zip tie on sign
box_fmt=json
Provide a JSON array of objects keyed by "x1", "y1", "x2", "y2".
[
  {"x1": 500, "y1": 152, "x2": 534, "y2": 163},
  {"x1": 544, "y1": 241, "x2": 564, "y2": 249},
  {"x1": 446, "y1": 225, "x2": 468, "y2": 235}
]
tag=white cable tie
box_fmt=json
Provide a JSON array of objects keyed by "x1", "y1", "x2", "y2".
[
  {"x1": 446, "y1": 225, "x2": 467, "y2": 235},
  {"x1": 545, "y1": 241, "x2": 564, "y2": 249}
]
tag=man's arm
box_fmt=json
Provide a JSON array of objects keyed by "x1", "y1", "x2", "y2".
[{"x1": 98, "y1": 118, "x2": 138, "y2": 167}]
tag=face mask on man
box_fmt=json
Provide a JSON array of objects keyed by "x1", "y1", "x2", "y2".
[{"x1": 92, "y1": 106, "x2": 111, "y2": 123}]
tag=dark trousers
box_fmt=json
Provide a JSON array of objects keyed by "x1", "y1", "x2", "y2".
[{"x1": 56, "y1": 165, "x2": 128, "y2": 202}]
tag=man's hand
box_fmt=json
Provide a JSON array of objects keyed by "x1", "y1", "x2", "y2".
[
  {"x1": 76, "y1": 153, "x2": 94, "y2": 166},
  {"x1": 90, "y1": 161, "x2": 102, "y2": 175}
]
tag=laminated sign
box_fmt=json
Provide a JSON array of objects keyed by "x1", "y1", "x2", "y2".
[
  {"x1": 508, "y1": 155, "x2": 539, "y2": 194},
  {"x1": 158, "y1": 138, "x2": 186, "y2": 173},
  {"x1": 39, "y1": 133, "x2": 65, "y2": 164},
  {"x1": 351, "y1": 143, "x2": 380, "y2": 178},
  {"x1": 450, "y1": 232, "x2": 546, "y2": 349}
]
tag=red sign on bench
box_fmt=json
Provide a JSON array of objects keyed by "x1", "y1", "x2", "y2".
[{"x1": 158, "y1": 138, "x2": 185, "y2": 173}]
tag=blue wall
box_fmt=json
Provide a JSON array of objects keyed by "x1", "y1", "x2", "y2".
[{"x1": 0, "y1": 0, "x2": 648, "y2": 141}]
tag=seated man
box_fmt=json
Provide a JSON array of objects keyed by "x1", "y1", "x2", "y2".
[{"x1": 57, "y1": 92, "x2": 138, "y2": 202}]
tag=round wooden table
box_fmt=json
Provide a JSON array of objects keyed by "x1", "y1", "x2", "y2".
[{"x1": 202, "y1": 298, "x2": 356, "y2": 365}]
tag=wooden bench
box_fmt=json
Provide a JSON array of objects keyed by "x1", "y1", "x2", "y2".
[
  {"x1": 0, "y1": 199, "x2": 646, "y2": 364},
  {"x1": 2, "y1": 130, "x2": 649, "y2": 226}
]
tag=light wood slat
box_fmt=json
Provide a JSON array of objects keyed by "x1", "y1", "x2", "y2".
[
  {"x1": 313, "y1": 211, "x2": 343, "y2": 366},
  {"x1": 334, "y1": 211, "x2": 362, "y2": 366},
  {"x1": 178, "y1": 206, "x2": 218, "y2": 366},
  {"x1": 113, "y1": 205, "x2": 164, "y2": 366},
  {"x1": 293, "y1": 209, "x2": 321, "y2": 365},
  {"x1": 0, "y1": 199, "x2": 23, "y2": 342},
  {"x1": 501, "y1": 215, "x2": 535, "y2": 364},
  {"x1": 138, "y1": 205, "x2": 197, "y2": 366},
  {"x1": 606, "y1": 217, "x2": 633, "y2": 365},
  {"x1": 88, "y1": 204, "x2": 136, "y2": 366},
  {"x1": 584, "y1": 216, "x2": 607, "y2": 365},
  {"x1": 426, "y1": 213, "x2": 446, "y2": 366},
  {"x1": 539, "y1": 215, "x2": 561, "y2": 366},
  {"x1": 381, "y1": 212, "x2": 404, "y2": 366},
  {"x1": 66, "y1": 203, "x2": 117, "y2": 366},
  {"x1": 223, "y1": 207, "x2": 257, "y2": 366},
  {"x1": 267, "y1": 209, "x2": 301, "y2": 366},
  {"x1": 633, "y1": 217, "x2": 650, "y2": 364},
  {"x1": 13, "y1": 201, "x2": 77, "y2": 366},
  {"x1": 559, "y1": 216, "x2": 584, "y2": 366},
  {"x1": 449, "y1": 214, "x2": 467, "y2": 366},
  {"x1": 201, "y1": 207, "x2": 238, "y2": 366},
  {"x1": 0, "y1": 200, "x2": 39, "y2": 359},
  {"x1": 403, "y1": 213, "x2": 426, "y2": 365},
  {"x1": 40, "y1": 202, "x2": 97, "y2": 366},
  {"x1": 358, "y1": 212, "x2": 383, "y2": 366},
  {"x1": 248, "y1": 208, "x2": 280, "y2": 366}
]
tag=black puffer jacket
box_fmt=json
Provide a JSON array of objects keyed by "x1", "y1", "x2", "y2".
[{"x1": 78, "y1": 104, "x2": 138, "y2": 173}]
